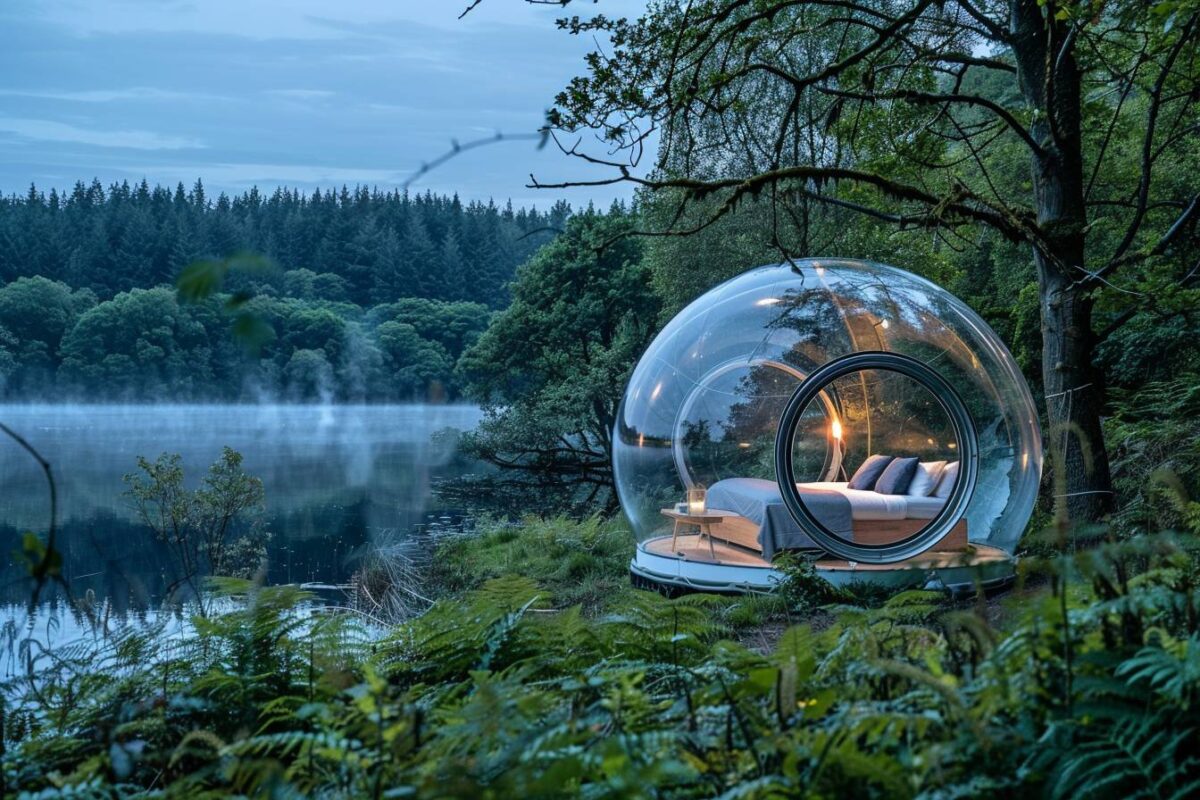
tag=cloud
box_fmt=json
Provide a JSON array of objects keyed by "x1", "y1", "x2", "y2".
[
  {"x1": 120, "y1": 161, "x2": 405, "y2": 187},
  {"x1": 14, "y1": 0, "x2": 647, "y2": 39},
  {"x1": 0, "y1": 87, "x2": 204, "y2": 103},
  {"x1": 0, "y1": 1, "x2": 646, "y2": 207},
  {"x1": 264, "y1": 89, "x2": 336, "y2": 100},
  {"x1": 0, "y1": 118, "x2": 205, "y2": 150}
]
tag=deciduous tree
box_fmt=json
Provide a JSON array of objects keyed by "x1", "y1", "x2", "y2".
[
  {"x1": 527, "y1": 0, "x2": 1200, "y2": 521},
  {"x1": 460, "y1": 207, "x2": 660, "y2": 501}
]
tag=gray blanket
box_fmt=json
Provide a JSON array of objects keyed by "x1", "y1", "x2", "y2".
[{"x1": 706, "y1": 477, "x2": 853, "y2": 560}]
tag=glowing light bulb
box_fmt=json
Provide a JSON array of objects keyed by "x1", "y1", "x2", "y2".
[{"x1": 831, "y1": 419, "x2": 843, "y2": 440}]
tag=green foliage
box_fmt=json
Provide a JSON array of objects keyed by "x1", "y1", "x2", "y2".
[
  {"x1": 6, "y1": 524, "x2": 1200, "y2": 798},
  {"x1": 0, "y1": 180, "x2": 558, "y2": 400},
  {"x1": 641, "y1": 189, "x2": 957, "y2": 320},
  {"x1": 0, "y1": 276, "x2": 96, "y2": 392},
  {"x1": 429, "y1": 516, "x2": 636, "y2": 613},
  {"x1": 459, "y1": 205, "x2": 661, "y2": 500},
  {"x1": 773, "y1": 553, "x2": 852, "y2": 612},
  {"x1": 1, "y1": 179, "x2": 563, "y2": 308},
  {"x1": 0, "y1": 281, "x2": 493, "y2": 401},
  {"x1": 123, "y1": 447, "x2": 268, "y2": 609},
  {"x1": 1106, "y1": 374, "x2": 1200, "y2": 535},
  {"x1": 1045, "y1": 712, "x2": 1200, "y2": 800}
]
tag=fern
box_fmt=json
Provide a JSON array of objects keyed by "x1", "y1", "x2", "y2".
[
  {"x1": 7, "y1": 517, "x2": 1200, "y2": 798},
  {"x1": 1048, "y1": 714, "x2": 1200, "y2": 800},
  {"x1": 1116, "y1": 634, "x2": 1200, "y2": 707}
]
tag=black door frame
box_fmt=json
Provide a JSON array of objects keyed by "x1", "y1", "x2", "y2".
[{"x1": 774, "y1": 351, "x2": 978, "y2": 563}]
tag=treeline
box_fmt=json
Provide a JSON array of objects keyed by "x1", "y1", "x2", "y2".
[
  {"x1": 0, "y1": 275, "x2": 491, "y2": 401},
  {"x1": 0, "y1": 180, "x2": 566, "y2": 308},
  {"x1": 0, "y1": 179, "x2": 572, "y2": 401}
]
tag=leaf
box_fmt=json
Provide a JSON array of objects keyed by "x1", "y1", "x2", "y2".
[
  {"x1": 176, "y1": 261, "x2": 222, "y2": 302},
  {"x1": 176, "y1": 252, "x2": 273, "y2": 303},
  {"x1": 230, "y1": 312, "x2": 276, "y2": 353}
]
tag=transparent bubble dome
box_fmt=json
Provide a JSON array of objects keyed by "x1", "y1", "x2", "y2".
[{"x1": 613, "y1": 259, "x2": 1042, "y2": 564}]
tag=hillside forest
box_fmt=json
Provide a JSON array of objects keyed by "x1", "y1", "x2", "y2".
[{"x1": 0, "y1": 181, "x2": 566, "y2": 400}]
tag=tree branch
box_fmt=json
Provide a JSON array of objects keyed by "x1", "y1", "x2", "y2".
[
  {"x1": 1108, "y1": 12, "x2": 1199, "y2": 267},
  {"x1": 817, "y1": 86, "x2": 1046, "y2": 157},
  {"x1": 955, "y1": 0, "x2": 1009, "y2": 43},
  {"x1": 1087, "y1": 193, "x2": 1200, "y2": 284}
]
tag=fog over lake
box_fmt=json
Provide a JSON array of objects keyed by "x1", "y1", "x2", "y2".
[{"x1": 0, "y1": 404, "x2": 484, "y2": 607}]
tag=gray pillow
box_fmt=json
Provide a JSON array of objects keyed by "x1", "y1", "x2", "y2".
[
  {"x1": 847, "y1": 454, "x2": 894, "y2": 490},
  {"x1": 875, "y1": 456, "x2": 919, "y2": 495}
]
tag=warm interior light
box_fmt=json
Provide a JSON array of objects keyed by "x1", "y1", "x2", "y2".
[
  {"x1": 948, "y1": 441, "x2": 957, "y2": 449},
  {"x1": 638, "y1": 433, "x2": 645, "y2": 447},
  {"x1": 737, "y1": 442, "x2": 751, "y2": 449},
  {"x1": 831, "y1": 419, "x2": 843, "y2": 440},
  {"x1": 687, "y1": 487, "x2": 707, "y2": 514}
]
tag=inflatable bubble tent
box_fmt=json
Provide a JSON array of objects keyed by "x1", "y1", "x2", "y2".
[{"x1": 613, "y1": 259, "x2": 1042, "y2": 592}]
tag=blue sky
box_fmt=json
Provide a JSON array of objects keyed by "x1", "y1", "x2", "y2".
[{"x1": 0, "y1": 0, "x2": 647, "y2": 208}]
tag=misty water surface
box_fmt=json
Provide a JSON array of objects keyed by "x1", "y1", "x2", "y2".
[{"x1": 0, "y1": 404, "x2": 485, "y2": 608}]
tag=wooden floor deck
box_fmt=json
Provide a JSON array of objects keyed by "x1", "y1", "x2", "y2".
[
  {"x1": 642, "y1": 533, "x2": 1009, "y2": 570},
  {"x1": 644, "y1": 533, "x2": 772, "y2": 566}
]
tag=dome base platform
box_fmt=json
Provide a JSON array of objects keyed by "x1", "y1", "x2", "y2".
[{"x1": 630, "y1": 534, "x2": 1015, "y2": 596}]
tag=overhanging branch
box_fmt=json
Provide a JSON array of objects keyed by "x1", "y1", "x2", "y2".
[{"x1": 817, "y1": 87, "x2": 1046, "y2": 157}]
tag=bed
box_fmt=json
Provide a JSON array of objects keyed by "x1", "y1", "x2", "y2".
[{"x1": 703, "y1": 477, "x2": 964, "y2": 560}]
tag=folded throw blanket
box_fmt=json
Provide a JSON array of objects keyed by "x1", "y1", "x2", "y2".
[{"x1": 706, "y1": 477, "x2": 853, "y2": 560}]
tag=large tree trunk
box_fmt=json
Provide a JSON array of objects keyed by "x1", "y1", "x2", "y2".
[
  {"x1": 1036, "y1": 255, "x2": 1115, "y2": 522},
  {"x1": 1012, "y1": 0, "x2": 1115, "y2": 522}
]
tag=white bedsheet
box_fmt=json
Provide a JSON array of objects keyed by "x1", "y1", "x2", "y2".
[
  {"x1": 796, "y1": 481, "x2": 946, "y2": 520},
  {"x1": 902, "y1": 495, "x2": 948, "y2": 519}
]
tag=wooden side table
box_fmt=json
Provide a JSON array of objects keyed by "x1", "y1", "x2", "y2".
[{"x1": 660, "y1": 508, "x2": 726, "y2": 558}]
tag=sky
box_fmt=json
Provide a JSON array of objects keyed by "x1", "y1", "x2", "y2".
[{"x1": 0, "y1": 0, "x2": 648, "y2": 209}]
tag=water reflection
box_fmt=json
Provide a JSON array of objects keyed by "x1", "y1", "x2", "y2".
[{"x1": 0, "y1": 404, "x2": 485, "y2": 608}]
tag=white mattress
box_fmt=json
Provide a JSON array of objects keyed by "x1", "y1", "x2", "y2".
[{"x1": 796, "y1": 482, "x2": 946, "y2": 520}]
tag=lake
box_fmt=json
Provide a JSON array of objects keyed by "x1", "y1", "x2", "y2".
[{"x1": 0, "y1": 404, "x2": 485, "y2": 608}]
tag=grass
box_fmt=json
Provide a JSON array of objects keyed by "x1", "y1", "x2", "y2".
[
  {"x1": 425, "y1": 516, "x2": 871, "y2": 640},
  {"x1": 428, "y1": 516, "x2": 638, "y2": 613}
]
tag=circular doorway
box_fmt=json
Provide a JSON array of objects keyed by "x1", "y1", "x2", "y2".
[{"x1": 774, "y1": 351, "x2": 978, "y2": 563}]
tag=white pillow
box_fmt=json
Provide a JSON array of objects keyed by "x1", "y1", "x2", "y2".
[
  {"x1": 934, "y1": 461, "x2": 960, "y2": 498},
  {"x1": 906, "y1": 461, "x2": 947, "y2": 497}
]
